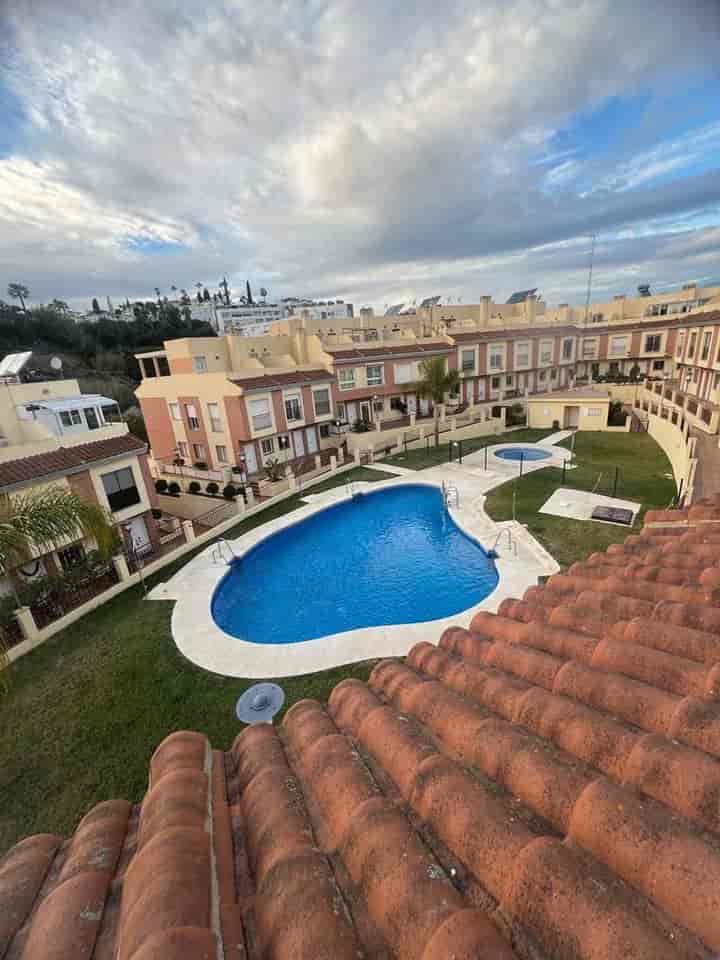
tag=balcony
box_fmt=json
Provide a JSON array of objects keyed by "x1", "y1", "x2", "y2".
[{"x1": 641, "y1": 380, "x2": 720, "y2": 435}]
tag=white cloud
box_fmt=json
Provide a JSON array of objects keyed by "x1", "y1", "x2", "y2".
[{"x1": 1, "y1": 0, "x2": 719, "y2": 310}]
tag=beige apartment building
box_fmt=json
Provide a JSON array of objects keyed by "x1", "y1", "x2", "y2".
[{"x1": 0, "y1": 361, "x2": 159, "y2": 596}]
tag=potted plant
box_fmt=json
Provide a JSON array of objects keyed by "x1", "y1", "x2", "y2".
[
  {"x1": 172, "y1": 457, "x2": 184, "y2": 467},
  {"x1": 168, "y1": 481, "x2": 181, "y2": 496},
  {"x1": 259, "y1": 457, "x2": 289, "y2": 496},
  {"x1": 206, "y1": 481, "x2": 219, "y2": 496},
  {"x1": 223, "y1": 483, "x2": 236, "y2": 500},
  {"x1": 151, "y1": 507, "x2": 163, "y2": 520},
  {"x1": 155, "y1": 478, "x2": 168, "y2": 493},
  {"x1": 188, "y1": 481, "x2": 201, "y2": 494},
  {"x1": 194, "y1": 461, "x2": 207, "y2": 470}
]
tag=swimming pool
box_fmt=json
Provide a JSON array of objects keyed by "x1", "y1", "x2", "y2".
[
  {"x1": 211, "y1": 484, "x2": 498, "y2": 644},
  {"x1": 494, "y1": 446, "x2": 552, "y2": 461}
]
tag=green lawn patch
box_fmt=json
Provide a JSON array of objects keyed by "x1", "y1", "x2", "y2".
[
  {"x1": 382, "y1": 428, "x2": 554, "y2": 470},
  {"x1": 484, "y1": 431, "x2": 676, "y2": 568},
  {"x1": 303, "y1": 465, "x2": 397, "y2": 492}
]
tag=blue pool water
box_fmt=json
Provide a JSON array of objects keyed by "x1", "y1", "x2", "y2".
[
  {"x1": 212, "y1": 484, "x2": 498, "y2": 644},
  {"x1": 495, "y1": 446, "x2": 551, "y2": 461}
]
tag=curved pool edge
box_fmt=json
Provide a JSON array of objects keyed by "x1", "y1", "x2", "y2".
[{"x1": 169, "y1": 473, "x2": 559, "y2": 678}]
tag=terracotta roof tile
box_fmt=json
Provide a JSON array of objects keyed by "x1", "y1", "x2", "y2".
[
  {"x1": 230, "y1": 369, "x2": 334, "y2": 391},
  {"x1": 4, "y1": 500, "x2": 720, "y2": 958},
  {"x1": 0, "y1": 433, "x2": 147, "y2": 490}
]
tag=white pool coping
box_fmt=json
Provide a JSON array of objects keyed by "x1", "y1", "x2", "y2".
[{"x1": 160, "y1": 460, "x2": 560, "y2": 678}]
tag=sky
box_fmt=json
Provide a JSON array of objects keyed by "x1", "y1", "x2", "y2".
[{"x1": 1, "y1": 0, "x2": 719, "y2": 314}]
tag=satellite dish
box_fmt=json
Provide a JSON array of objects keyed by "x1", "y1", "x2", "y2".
[
  {"x1": 260, "y1": 287, "x2": 268, "y2": 298},
  {"x1": 235, "y1": 683, "x2": 285, "y2": 724},
  {"x1": 50, "y1": 356, "x2": 63, "y2": 371}
]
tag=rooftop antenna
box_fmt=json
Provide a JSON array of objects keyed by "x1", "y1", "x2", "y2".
[
  {"x1": 236, "y1": 683, "x2": 285, "y2": 724},
  {"x1": 584, "y1": 233, "x2": 596, "y2": 324}
]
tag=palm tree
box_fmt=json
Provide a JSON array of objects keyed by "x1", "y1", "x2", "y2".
[
  {"x1": 412, "y1": 356, "x2": 460, "y2": 445},
  {"x1": 7, "y1": 283, "x2": 30, "y2": 313},
  {"x1": 0, "y1": 486, "x2": 114, "y2": 577}
]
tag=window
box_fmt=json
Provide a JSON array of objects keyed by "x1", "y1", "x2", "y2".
[
  {"x1": 278, "y1": 434, "x2": 290, "y2": 450},
  {"x1": 207, "y1": 402, "x2": 222, "y2": 432},
  {"x1": 313, "y1": 388, "x2": 331, "y2": 416},
  {"x1": 101, "y1": 467, "x2": 140, "y2": 512},
  {"x1": 538, "y1": 370, "x2": 547, "y2": 381},
  {"x1": 192, "y1": 356, "x2": 207, "y2": 372},
  {"x1": 591, "y1": 362, "x2": 599, "y2": 378},
  {"x1": 491, "y1": 376, "x2": 500, "y2": 389},
  {"x1": 338, "y1": 368, "x2": 356, "y2": 389},
  {"x1": 693, "y1": 368, "x2": 699, "y2": 383},
  {"x1": 336, "y1": 401, "x2": 346, "y2": 421},
  {"x1": 178, "y1": 441, "x2": 189, "y2": 458},
  {"x1": 610, "y1": 336, "x2": 627, "y2": 355},
  {"x1": 261, "y1": 437, "x2": 275, "y2": 456},
  {"x1": 169, "y1": 402, "x2": 181, "y2": 421},
  {"x1": 505, "y1": 375, "x2": 513, "y2": 386},
  {"x1": 185, "y1": 403, "x2": 199, "y2": 430},
  {"x1": 394, "y1": 363, "x2": 413, "y2": 384},
  {"x1": 676, "y1": 332, "x2": 685, "y2": 357},
  {"x1": 688, "y1": 332, "x2": 697, "y2": 358},
  {"x1": 216, "y1": 444, "x2": 228, "y2": 463},
  {"x1": 319, "y1": 423, "x2": 330, "y2": 438},
  {"x1": 645, "y1": 334, "x2": 661, "y2": 352},
  {"x1": 58, "y1": 543, "x2": 86, "y2": 570},
  {"x1": 141, "y1": 358, "x2": 155, "y2": 378},
  {"x1": 157, "y1": 356, "x2": 170, "y2": 376},
  {"x1": 582, "y1": 339, "x2": 597, "y2": 359},
  {"x1": 192, "y1": 443, "x2": 205, "y2": 460},
  {"x1": 461, "y1": 349, "x2": 475, "y2": 371},
  {"x1": 551, "y1": 368, "x2": 558, "y2": 379},
  {"x1": 284, "y1": 396, "x2": 302, "y2": 422},
  {"x1": 60, "y1": 409, "x2": 82, "y2": 427},
  {"x1": 515, "y1": 342, "x2": 529, "y2": 367},
  {"x1": 539, "y1": 342, "x2": 553, "y2": 364},
  {"x1": 390, "y1": 396, "x2": 405, "y2": 412},
  {"x1": 652, "y1": 359, "x2": 665, "y2": 371},
  {"x1": 249, "y1": 398, "x2": 272, "y2": 431},
  {"x1": 366, "y1": 364, "x2": 383, "y2": 386},
  {"x1": 701, "y1": 331, "x2": 712, "y2": 361},
  {"x1": 562, "y1": 339, "x2": 573, "y2": 360},
  {"x1": 489, "y1": 345, "x2": 503, "y2": 369}
]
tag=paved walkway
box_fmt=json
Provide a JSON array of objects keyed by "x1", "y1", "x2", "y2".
[
  {"x1": 690, "y1": 428, "x2": 720, "y2": 500},
  {"x1": 542, "y1": 429, "x2": 573, "y2": 445}
]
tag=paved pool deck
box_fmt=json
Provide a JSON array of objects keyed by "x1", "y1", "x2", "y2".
[{"x1": 153, "y1": 441, "x2": 561, "y2": 678}]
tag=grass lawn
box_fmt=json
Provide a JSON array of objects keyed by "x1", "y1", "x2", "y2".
[
  {"x1": 382, "y1": 427, "x2": 553, "y2": 470},
  {"x1": 484, "y1": 431, "x2": 676, "y2": 568},
  {"x1": 0, "y1": 464, "x2": 394, "y2": 854}
]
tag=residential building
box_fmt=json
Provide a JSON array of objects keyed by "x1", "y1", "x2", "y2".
[{"x1": 0, "y1": 356, "x2": 159, "y2": 595}]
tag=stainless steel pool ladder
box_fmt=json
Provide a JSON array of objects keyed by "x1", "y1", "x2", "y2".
[
  {"x1": 442, "y1": 481, "x2": 460, "y2": 508},
  {"x1": 212, "y1": 539, "x2": 236, "y2": 565},
  {"x1": 491, "y1": 527, "x2": 518, "y2": 558}
]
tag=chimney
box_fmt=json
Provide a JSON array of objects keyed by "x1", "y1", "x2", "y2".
[
  {"x1": 525, "y1": 294, "x2": 537, "y2": 325},
  {"x1": 479, "y1": 295, "x2": 491, "y2": 326}
]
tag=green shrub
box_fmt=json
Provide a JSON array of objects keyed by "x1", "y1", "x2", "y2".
[
  {"x1": 206, "y1": 481, "x2": 219, "y2": 495},
  {"x1": 168, "y1": 481, "x2": 181, "y2": 496},
  {"x1": 154, "y1": 478, "x2": 168, "y2": 493},
  {"x1": 188, "y1": 481, "x2": 201, "y2": 494},
  {"x1": 223, "y1": 483, "x2": 236, "y2": 500}
]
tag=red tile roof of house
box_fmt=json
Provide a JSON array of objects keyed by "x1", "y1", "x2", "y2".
[
  {"x1": 4, "y1": 497, "x2": 720, "y2": 958},
  {"x1": 0, "y1": 434, "x2": 147, "y2": 491},
  {"x1": 230, "y1": 368, "x2": 334, "y2": 390}
]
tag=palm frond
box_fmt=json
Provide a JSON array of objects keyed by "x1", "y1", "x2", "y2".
[{"x1": 0, "y1": 487, "x2": 114, "y2": 576}]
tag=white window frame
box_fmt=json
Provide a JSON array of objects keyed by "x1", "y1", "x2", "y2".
[
  {"x1": 338, "y1": 368, "x2": 355, "y2": 390},
  {"x1": 284, "y1": 395, "x2": 302, "y2": 422},
  {"x1": 312, "y1": 388, "x2": 331, "y2": 417},
  {"x1": 562, "y1": 338, "x2": 573, "y2": 360},
  {"x1": 610, "y1": 336, "x2": 627, "y2": 356},
  {"x1": 185, "y1": 403, "x2": 200, "y2": 430},
  {"x1": 207, "y1": 402, "x2": 222, "y2": 432},
  {"x1": 192, "y1": 443, "x2": 205, "y2": 460},
  {"x1": 193, "y1": 356, "x2": 208, "y2": 373},
  {"x1": 394, "y1": 362, "x2": 414, "y2": 385},
  {"x1": 514, "y1": 342, "x2": 530, "y2": 368},
  {"x1": 261, "y1": 437, "x2": 275, "y2": 456},
  {"x1": 178, "y1": 441, "x2": 189, "y2": 458},
  {"x1": 539, "y1": 340, "x2": 553, "y2": 365},
  {"x1": 366, "y1": 364, "x2": 383, "y2": 386},
  {"x1": 249, "y1": 397, "x2": 272, "y2": 431},
  {"x1": 461, "y1": 349, "x2": 475, "y2": 372},
  {"x1": 582, "y1": 339, "x2": 597, "y2": 359},
  {"x1": 216, "y1": 444, "x2": 228, "y2": 463},
  {"x1": 701, "y1": 331, "x2": 712, "y2": 361},
  {"x1": 169, "y1": 401, "x2": 181, "y2": 421},
  {"x1": 644, "y1": 334, "x2": 662, "y2": 353}
]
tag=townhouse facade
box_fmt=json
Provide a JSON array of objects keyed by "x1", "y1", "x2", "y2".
[{"x1": 0, "y1": 361, "x2": 159, "y2": 595}]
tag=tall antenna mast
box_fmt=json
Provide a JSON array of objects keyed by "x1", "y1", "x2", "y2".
[{"x1": 584, "y1": 233, "x2": 596, "y2": 323}]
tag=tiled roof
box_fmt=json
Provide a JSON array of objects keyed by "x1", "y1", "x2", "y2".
[
  {"x1": 329, "y1": 341, "x2": 451, "y2": 361},
  {"x1": 4, "y1": 498, "x2": 720, "y2": 958},
  {"x1": 231, "y1": 368, "x2": 334, "y2": 390},
  {"x1": 0, "y1": 434, "x2": 147, "y2": 490}
]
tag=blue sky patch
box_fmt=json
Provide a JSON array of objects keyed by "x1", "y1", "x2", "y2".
[{"x1": 122, "y1": 236, "x2": 186, "y2": 255}]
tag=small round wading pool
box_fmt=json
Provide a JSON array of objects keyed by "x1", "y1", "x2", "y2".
[{"x1": 494, "y1": 446, "x2": 552, "y2": 462}]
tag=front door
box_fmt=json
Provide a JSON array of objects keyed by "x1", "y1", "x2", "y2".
[
  {"x1": 564, "y1": 406, "x2": 580, "y2": 429},
  {"x1": 359, "y1": 401, "x2": 372, "y2": 422},
  {"x1": 305, "y1": 427, "x2": 318, "y2": 454},
  {"x1": 293, "y1": 429, "x2": 305, "y2": 457},
  {"x1": 243, "y1": 443, "x2": 258, "y2": 475},
  {"x1": 419, "y1": 397, "x2": 430, "y2": 415},
  {"x1": 346, "y1": 402, "x2": 357, "y2": 423},
  {"x1": 465, "y1": 380, "x2": 474, "y2": 404},
  {"x1": 126, "y1": 515, "x2": 151, "y2": 557}
]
